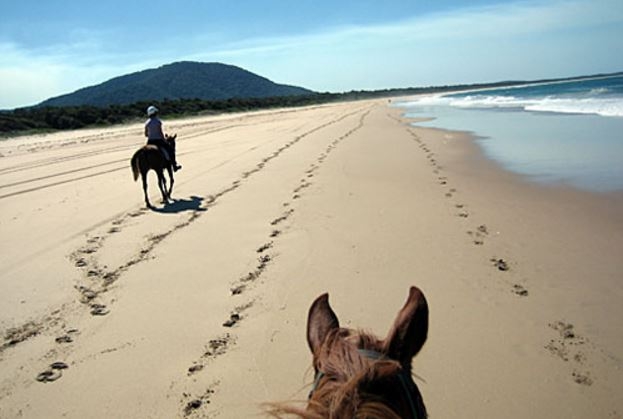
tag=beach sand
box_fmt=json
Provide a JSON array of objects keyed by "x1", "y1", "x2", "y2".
[{"x1": 1, "y1": 100, "x2": 622, "y2": 418}]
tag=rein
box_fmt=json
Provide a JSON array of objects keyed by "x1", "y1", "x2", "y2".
[{"x1": 309, "y1": 349, "x2": 422, "y2": 419}]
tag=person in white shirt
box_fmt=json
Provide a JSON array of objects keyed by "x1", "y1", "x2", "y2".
[{"x1": 144, "y1": 106, "x2": 181, "y2": 171}]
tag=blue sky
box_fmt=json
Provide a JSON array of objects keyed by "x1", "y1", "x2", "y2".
[{"x1": 1, "y1": 0, "x2": 622, "y2": 109}]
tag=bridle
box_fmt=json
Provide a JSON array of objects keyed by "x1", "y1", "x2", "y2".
[{"x1": 308, "y1": 349, "x2": 423, "y2": 419}]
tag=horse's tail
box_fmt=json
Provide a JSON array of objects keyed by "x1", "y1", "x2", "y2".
[{"x1": 131, "y1": 149, "x2": 141, "y2": 181}]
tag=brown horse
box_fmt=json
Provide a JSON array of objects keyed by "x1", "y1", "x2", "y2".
[
  {"x1": 270, "y1": 286, "x2": 428, "y2": 418},
  {"x1": 130, "y1": 134, "x2": 177, "y2": 208}
]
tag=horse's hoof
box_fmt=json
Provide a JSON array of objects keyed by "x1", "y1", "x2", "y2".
[
  {"x1": 36, "y1": 369, "x2": 62, "y2": 383},
  {"x1": 50, "y1": 361, "x2": 69, "y2": 370},
  {"x1": 55, "y1": 335, "x2": 73, "y2": 344},
  {"x1": 90, "y1": 304, "x2": 109, "y2": 316}
]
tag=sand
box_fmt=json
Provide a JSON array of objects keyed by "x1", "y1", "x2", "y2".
[{"x1": 1, "y1": 100, "x2": 622, "y2": 418}]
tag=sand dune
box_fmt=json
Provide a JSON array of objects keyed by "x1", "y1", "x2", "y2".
[{"x1": 1, "y1": 101, "x2": 622, "y2": 418}]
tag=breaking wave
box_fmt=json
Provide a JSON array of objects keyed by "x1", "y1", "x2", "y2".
[
  {"x1": 398, "y1": 75, "x2": 623, "y2": 117},
  {"x1": 401, "y1": 94, "x2": 623, "y2": 117}
]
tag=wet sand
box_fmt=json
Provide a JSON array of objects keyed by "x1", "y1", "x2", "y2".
[{"x1": 0, "y1": 101, "x2": 622, "y2": 418}]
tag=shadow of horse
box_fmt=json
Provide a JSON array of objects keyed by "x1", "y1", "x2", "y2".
[{"x1": 151, "y1": 195, "x2": 207, "y2": 214}]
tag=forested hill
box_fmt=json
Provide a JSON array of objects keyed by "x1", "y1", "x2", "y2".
[{"x1": 38, "y1": 62, "x2": 314, "y2": 107}]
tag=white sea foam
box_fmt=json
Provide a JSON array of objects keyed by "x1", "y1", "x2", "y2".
[
  {"x1": 396, "y1": 76, "x2": 623, "y2": 192},
  {"x1": 524, "y1": 97, "x2": 623, "y2": 117},
  {"x1": 398, "y1": 94, "x2": 623, "y2": 117},
  {"x1": 589, "y1": 87, "x2": 610, "y2": 95}
]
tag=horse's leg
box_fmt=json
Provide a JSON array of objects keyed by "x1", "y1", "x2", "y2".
[
  {"x1": 141, "y1": 171, "x2": 151, "y2": 208},
  {"x1": 161, "y1": 170, "x2": 168, "y2": 200},
  {"x1": 157, "y1": 169, "x2": 168, "y2": 204},
  {"x1": 167, "y1": 166, "x2": 174, "y2": 198}
]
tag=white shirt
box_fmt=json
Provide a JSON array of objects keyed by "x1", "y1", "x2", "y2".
[{"x1": 145, "y1": 117, "x2": 164, "y2": 140}]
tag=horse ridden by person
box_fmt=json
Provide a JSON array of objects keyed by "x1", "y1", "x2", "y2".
[
  {"x1": 131, "y1": 132, "x2": 178, "y2": 208},
  {"x1": 130, "y1": 106, "x2": 183, "y2": 208}
]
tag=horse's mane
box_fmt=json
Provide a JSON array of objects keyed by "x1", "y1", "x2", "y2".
[{"x1": 267, "y1": 328, "x2": 407, "y2": 419}]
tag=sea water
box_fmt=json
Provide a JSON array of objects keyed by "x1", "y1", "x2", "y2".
[{"x1": 397, "y1": 75, "x2": 623, "y2": 192}]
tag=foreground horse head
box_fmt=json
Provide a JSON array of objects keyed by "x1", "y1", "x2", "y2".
[{"x1": 271, "y1": 286, "x2": 428, "y2": 418}]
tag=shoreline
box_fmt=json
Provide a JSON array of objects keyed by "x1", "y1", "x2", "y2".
[
  {"x1": 1, "y1": 101, "x2": 622, "y2": 418},
  {"x1": 399, "y1": 106, "x2": 623, "y2": 193},
  {"x1": 411, "y1": 115, "x2": 623, "y2": 204}
]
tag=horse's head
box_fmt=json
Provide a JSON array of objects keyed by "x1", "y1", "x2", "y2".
[
  {"x1": 165, "y1": 133, "x2": 177, "y2": 149},
  {"x1": 305, "y1": 286, "x2": 428, "y2": 418}
]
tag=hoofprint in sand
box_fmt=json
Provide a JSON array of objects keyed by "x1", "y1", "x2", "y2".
[{"x1": 0, "y1": 101, "x2": 622, "y2": 418}]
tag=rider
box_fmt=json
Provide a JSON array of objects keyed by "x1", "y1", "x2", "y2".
[{"x1": 144, "y1": 106, "x2": 181, "y2": 171}]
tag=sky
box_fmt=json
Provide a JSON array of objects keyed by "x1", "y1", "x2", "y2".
[{"x1": 1, "y1": 0, "x2": 622, "y2": 109}]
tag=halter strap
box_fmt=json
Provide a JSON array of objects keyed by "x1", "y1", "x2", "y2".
[
  {"x1": 308, "y1": 349, "x2": 422, "y2": 419},
  {"x1": 357, "y1": 348, "x2": 386, "y2": 360}
]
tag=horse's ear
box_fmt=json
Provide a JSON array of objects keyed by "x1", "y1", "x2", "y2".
[
  {"x1": 307, "y1": 293, "x2": 339, "y2": 354},
  {"x1": 171, "y1": 133, "x2": 177, "y2": 140},
  {"x1": 383, "y1": 286, "x2": 428, "y2": 366}
]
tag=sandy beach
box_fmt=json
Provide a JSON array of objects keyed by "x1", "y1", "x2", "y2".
[{"x1": 1, "y1": 100, "x2": 622, "y2": 418}]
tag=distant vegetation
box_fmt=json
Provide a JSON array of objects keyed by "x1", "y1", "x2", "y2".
[
  {"x1": 0, "y1": 87, "x2": 475, "y2": 135},
  {"x1": 0, "y1": 96, "x2": 327, "y2": 134},
  {"x1": 2, "y1": 70, "x2": 620, "y2": 137}
]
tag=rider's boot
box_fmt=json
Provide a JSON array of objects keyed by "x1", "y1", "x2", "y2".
[{"x1": 169, "y1": 150, "x2": 181, "y2": 171}]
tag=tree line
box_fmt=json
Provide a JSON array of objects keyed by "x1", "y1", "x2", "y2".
[
  {"x1": 1, "y1": 78, "x2": 564, "y2": 136},
  {"x1": 0, "y1": 95, "x2": 329, "y2": 135}
]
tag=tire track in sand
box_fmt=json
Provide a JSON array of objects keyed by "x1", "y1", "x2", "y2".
[
  {"x1": 0, "y1": 116, "x2": 274, "y2": 199},
  {"x1": 0, "y1": 106, "x2": 371, "y2": 394},
  {"x1": 70, "y1": 107, "x2": 367, "y2": 316},
  {"x1": 179, "y1": 108, "x2": 372, "y2": 418}
]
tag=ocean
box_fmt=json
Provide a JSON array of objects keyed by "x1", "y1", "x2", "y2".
[{"x1": 396, "y1": 74, "x2": 623, "y2": 192}]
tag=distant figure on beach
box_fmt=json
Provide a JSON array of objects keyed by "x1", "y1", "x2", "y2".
[{"x1": 144, "y1": 106, "x2": 182, "y2": 171}]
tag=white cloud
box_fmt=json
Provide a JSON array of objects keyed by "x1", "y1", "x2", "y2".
[
  {"x1": 182, "y1": 0, "x2": 622, "y2": 90},
  {"x1": 0, "y1": 43, "x2": 65, "y2": 108},
  {"x1": 1, "y1": 0, "x2": 622, "y2": 108},
  {"x1": 0, "y1": 41, "x2": 154, "y2": 108},
  {"x1": 196, "y1": 0, "x2": 622, "y2": 55}
]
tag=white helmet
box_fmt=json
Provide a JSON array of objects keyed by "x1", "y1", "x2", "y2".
[{"x1": 147, "y1": 106, "x2": 159, "y2": 117}]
